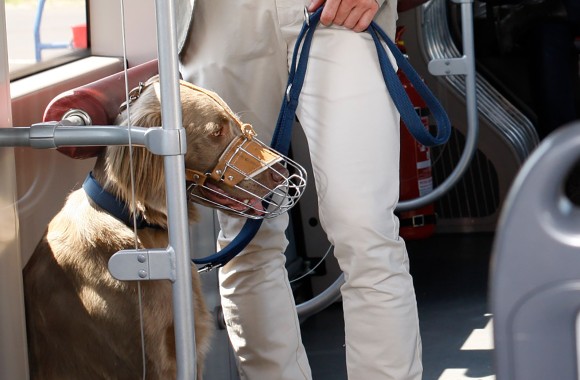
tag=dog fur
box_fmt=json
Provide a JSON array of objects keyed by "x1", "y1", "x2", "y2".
[{"x1": 23, "y1": 78, "x2": 276, "y2": 379}]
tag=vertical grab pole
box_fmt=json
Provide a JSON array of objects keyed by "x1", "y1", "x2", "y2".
[
  {"x1": 154, "y1": 1, "x2": 197, "y2": 379},
  {"x1": 458, "y1": 0, "x2": 479, "y2": 172},
  {"x1": 33, "y1": 0, "x2": 45, "y2": 62},
  {"x1": 420, "y1": 0, "x2": 479, "y2": 210}
]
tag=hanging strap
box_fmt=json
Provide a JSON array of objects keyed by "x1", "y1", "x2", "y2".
[{"x1": 194, "y1": 6, "x2": 451, "y2": 270}]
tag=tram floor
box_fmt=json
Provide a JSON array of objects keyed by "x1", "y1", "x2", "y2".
[{"x1": 300, "y1": 232, "x2": 495, "y2": 380}]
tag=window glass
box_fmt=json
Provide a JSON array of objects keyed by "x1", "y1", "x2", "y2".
[{"x1": 6, "y1": 0, "x2": 88, "y2": 80}]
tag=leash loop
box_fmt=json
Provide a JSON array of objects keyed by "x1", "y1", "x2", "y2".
[{"x1": 367, "y1": 22, "x2": 451, "y2": 146}]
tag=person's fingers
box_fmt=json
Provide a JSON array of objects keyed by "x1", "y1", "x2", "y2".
[
  {"x1": 309, "y1": 0, "x2": 379, "y2": 31},
  {"x1": 342, "y1": 6, "x2": 366, "y2": 29},
  {"x1": 352, "y1": 8, "x2": 376, "y2": 31},
  {"x1": 307, "y1": 0, "x2": 326, "y2": 12},
  {"x1": 320, "y1": 0, "x2": 340, "y2": 26}
]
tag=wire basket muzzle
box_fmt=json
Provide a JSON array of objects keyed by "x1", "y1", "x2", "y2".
[{"x1": 186, "y1": 136, "x2": 307, "y2": 219}]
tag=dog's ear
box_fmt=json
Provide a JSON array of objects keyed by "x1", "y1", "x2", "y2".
[
  {"x1": 105, "y1": 88, "x2": 166, "y2": 209},
  {"x1": 131, "y1": 108, "x2": 162, "y2": 129},
  {"x1": 120, "y1": 91, "x2": 163, "y2": 129}
]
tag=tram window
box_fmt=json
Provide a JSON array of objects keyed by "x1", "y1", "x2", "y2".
[{"x1": 6, "y1": 0, "x2": 89, "y2": 81}]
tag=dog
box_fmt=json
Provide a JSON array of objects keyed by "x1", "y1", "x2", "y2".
[{"x1": 23, "y1": 76, "x2": 293, "y2": 379}]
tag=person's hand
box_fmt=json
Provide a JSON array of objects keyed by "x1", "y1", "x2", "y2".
[{"x1": 308, "y1": 0, "x2": 379, "y2": 32}]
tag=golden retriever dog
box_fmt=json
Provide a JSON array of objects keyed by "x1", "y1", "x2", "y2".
[{"x1": 23, "y1": 77, "x2": 290, "y2": 379}]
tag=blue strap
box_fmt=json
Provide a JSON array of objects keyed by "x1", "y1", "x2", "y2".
[
  {"x1": 194, "y1": 7, "x2": 451, "y2": 270},
  {"x1": 270, "y1": 9, "x2": 319, "y2": 155},
  {"x1": 83, "y1": 172, "x2": 162, "y2": 230}
]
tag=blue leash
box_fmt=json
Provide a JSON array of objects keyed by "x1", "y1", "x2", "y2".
[{"x1": 194, "y1": 7, "x2": 451, "y2": 270}]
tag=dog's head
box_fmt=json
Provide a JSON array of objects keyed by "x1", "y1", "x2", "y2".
[{"x1": 97, "y1": 76, "x2": 305, "y2": 227}]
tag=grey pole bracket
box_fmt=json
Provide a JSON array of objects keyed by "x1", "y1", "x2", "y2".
[
  {"x1": 428, "y1": 57, "x2": 469, "y2": 76},
  {"x1": 144, "y1": 127, "x2": 187, "y2": 156},
  {"x1": 108, "y1": 247, "x2": 176, "y2": 282}
]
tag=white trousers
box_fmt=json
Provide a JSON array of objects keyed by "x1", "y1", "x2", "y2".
[{"x1": 180, "y1": 1, "x2": 422, "y2": 379}]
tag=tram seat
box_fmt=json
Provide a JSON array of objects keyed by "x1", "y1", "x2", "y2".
[
  {"x1": 42, "y1": 59, "x2": 159, "y2": 159},
  {"x1": 491, "y1": 120, "x2": 580, "y2": 380}
]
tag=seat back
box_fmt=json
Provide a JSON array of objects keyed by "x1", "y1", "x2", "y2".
[{"x1": 491, "y1": 121, "x2": 580, "y2": 379}]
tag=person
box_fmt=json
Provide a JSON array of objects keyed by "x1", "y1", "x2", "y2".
[{"x1": 179, "y1": 1, "x2": 423, "y2": 379}]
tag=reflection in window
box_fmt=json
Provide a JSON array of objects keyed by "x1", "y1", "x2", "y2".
[{"x1": 6, "y1": 0, "x2": 88, "y2": 80}]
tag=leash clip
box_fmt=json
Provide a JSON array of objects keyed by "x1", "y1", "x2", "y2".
[
  {"x1": 286, "y1": 83, "x2": 292, "y2": 102},
  {"x1": 119, "y1": 81, "x2": 146, "y2": 113},
  {"x1": 198, "y1": 263, "x2": 219, "y2": 273}
]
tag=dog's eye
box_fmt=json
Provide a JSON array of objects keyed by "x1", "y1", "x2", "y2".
[
  {"x1": 211, "y1": 121, "x2": 233, "y2": 138},
  {"x1": 211, "y1": 127, "x2": 224, "y2": 137}
]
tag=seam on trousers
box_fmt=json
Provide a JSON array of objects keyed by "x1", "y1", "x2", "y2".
[{"x1": 282, "y1": 266, "x2": 312, "y2": 379}]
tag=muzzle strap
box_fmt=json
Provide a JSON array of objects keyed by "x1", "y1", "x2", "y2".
[
  {"x1": 185, "y1": 168, "x2": 207, "y2": 186},
  {"x1": 211, "y1": 136, "x2": 283, "y2": 187}
]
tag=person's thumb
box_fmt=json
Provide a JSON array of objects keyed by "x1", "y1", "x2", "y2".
[{"x1": 308, "y1": 0, "x2": 325, "y2": 12}]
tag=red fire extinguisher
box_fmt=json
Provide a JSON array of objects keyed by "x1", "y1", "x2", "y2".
[{"x1": 396, "y1": 26, "x2": 437, "y2": 240}]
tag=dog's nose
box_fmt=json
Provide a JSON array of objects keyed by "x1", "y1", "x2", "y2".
[{"x1": 270, "y1": 163, "x2": 289, "y2": 184}]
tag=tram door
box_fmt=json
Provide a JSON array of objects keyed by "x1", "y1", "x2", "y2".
[
  {"x1": 0, "y1": 148, "x2": 27, "y2": 379},
  {"x1": 0, "y1": 6, "x2": 28, "y2": 375}
]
